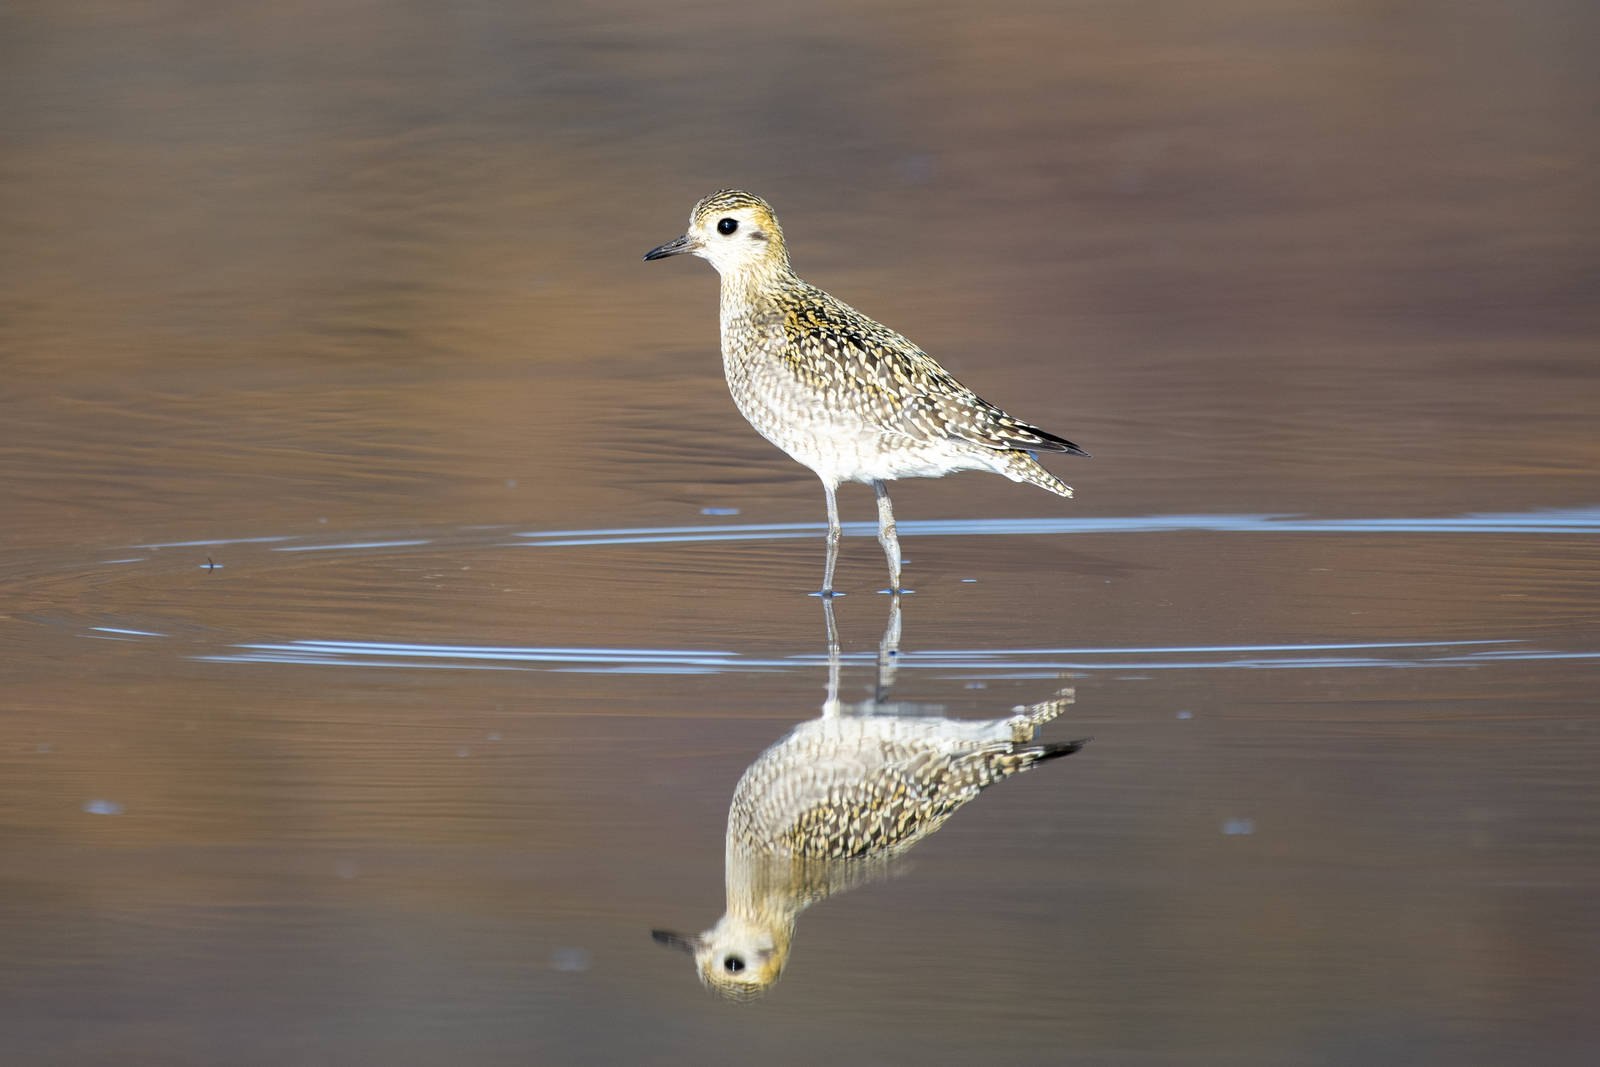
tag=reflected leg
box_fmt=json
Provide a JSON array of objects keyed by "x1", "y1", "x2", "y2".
[
  {"x1": 873, "y1": 592, "x2": 902, "y2": 705},
  {"x1": 821, "y1": 595, "x2": 841, "y2": 717},
  {"x1": 872, "y1": 480, "x2": 902, "y2": 593}
]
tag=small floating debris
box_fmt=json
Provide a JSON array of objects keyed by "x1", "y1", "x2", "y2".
[
  {"x1": 550, "y1": 947, "x2": 591, "y2": 973},
  {"x1": 1176, "y1": 709, "x2": 1194, "y2": 720},
  {"x1": 700, "y1": 507, "x2": 740, "y2": 516},
  {"x1": 898, "y1": 153, "x2": 936, "y2": 185},
  {"x1": 83, "y1": 799, "x2": 124, "y2": 816},
  {"x1": 1222, "y1": 818, "x2": 1255, "y2": 836}
]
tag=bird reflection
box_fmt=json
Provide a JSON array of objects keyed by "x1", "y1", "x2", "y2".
[{"x1": 653, "y1": 597, "x2": 1090, "y2": 1000}]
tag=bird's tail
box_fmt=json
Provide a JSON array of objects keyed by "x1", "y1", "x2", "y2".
[
  {"x1": 981, "y1": 736, "x2": 1092, "y2": 786},
  {"x1": 1008, "y1": 687, "x2": 1076, "y2": 741},
  {"x1": 1000, "y1": 452, "x2": 1074, "y2": 498}
]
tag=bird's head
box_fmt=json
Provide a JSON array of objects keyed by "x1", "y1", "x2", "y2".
[
  {"x1": 651, "y1": 913, "x2": 791, "y2": 1001},
  {"x1": 644, "y1": 189, "x2": 791, "y2": 279}
]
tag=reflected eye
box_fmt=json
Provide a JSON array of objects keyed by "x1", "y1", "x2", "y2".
[
  {"x1": 717, "y1": 218, "x2": 738, "y2": 235},
  {"x1": 723, "y1": 955, "x2": 745, "y2": 973}
]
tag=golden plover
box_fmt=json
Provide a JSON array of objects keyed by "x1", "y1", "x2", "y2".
[
  {"x1": 652, "y1": 599, "x2": 1090, "y2": 999},
  {"x1": 645, "y1": 189, "x2": 1089, "y2": 596}
]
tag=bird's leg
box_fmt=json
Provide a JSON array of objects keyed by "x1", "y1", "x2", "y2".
[
  {"x1": 821, "y1": 595, "x2": 842, "y2": 718},
  {"x1": 872, "y1": 480, "x2": 903, "y2": 593},
  {"x1": 818, "y1": 479, "x2": 842, "y2": 598}
]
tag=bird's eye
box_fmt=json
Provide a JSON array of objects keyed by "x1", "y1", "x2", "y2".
[
  {"x1": 723, "y1": 955, "x2": 745, "y2": 973},
  {"x1": 717, "y1": 218, "x2": 738, "y2": 236}
]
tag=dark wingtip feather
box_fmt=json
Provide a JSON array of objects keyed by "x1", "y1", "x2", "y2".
[
  {"x1": 1013, "y1": 425, "x2": 1090, "y2": 457},
  {"x1": 1034, "y1": 737, "x2": 1093, "y2": 763},
  {"x1": 1040, "y1": 433, "x2": 1091, "y2": 458}
]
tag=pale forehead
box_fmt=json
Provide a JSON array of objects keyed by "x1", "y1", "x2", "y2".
[{"x1": 692, "y1": 189, "x2": 775, "y2": 223}]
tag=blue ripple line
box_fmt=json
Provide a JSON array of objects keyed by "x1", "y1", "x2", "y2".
[
  {"x1": 242, "y1": 637, "x2": 1512, "y2": 661},
  {"x1": 190, "y1": 636, "x2": 1589, "y2": 675},
  {"x1": 274, "y1": 540, "x2": 433, "y2": 553},
  {"x1": 510, "y1": 506, "x2": 1600, "y2": 546},
  {"x1": 284, "y1": 640, "x2": 738, "y2": 657},
  {"x1": 919, "y1": 639, "x2": 1513, "y2": 655},
  {"x1": 133, "y1": 535, "x2": 297, "y2": 549}
]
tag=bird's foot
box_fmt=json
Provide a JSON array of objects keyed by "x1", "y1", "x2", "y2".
[
  {"x1": 808, "y1": 589, "x2": 845, "y2": 599},
  {"x1": 877, "y1": 587, "x2": 913, "y2": 596}
]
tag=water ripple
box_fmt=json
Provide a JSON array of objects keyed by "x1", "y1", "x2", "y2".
[
  {"x1": 509, "y1": 506, "x2": 1600, "y2": 547},
  {"x1": 191, "y1": 636, "x2": 1597, "y2": 675}
]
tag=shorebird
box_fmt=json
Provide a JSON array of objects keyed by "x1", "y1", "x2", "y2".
[{"x1": 645, "y1": 189, "x2": 1088, "y2": 595}]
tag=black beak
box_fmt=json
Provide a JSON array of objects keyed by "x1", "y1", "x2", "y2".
[
  {"x1": 651, "y1": 929, "x2": 698, "y2": 954},
  {"x1": 643, "y1": 234, "x2": 693, "y2": 261}
]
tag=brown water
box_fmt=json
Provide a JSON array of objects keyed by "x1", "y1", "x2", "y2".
[{"x1": 3, "y1": 1, "x2": 1598, "y2": 1063}]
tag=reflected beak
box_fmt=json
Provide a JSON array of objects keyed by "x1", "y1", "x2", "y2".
[
  {"x1": 643, "y1": 234, "x2": 694, "y2": 261},
  {"x1": 651, "y1": 929, "x2": 700, "y2": 954}
]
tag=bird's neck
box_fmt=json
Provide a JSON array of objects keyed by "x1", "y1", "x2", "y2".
[{"x1": 718, "y1": 260, "x2": 799, "y2": 305}]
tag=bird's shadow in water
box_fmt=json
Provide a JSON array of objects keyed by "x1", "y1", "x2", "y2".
[{"x1": 651, "y1": 595, "x2": 1092, "y2": 1000}]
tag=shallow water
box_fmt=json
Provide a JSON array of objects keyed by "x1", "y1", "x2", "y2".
[{"x1": 3, "y1": 2, "x2": 1599, "y2": 1064}]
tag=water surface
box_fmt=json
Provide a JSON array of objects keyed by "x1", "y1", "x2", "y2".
[{"x1": 2, "y1": 2, "x2": 1598, "y2": 1064}]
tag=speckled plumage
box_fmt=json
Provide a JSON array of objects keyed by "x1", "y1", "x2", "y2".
[
  {"x1": 728, "y1": 705, "x2": 1083, "y2": 861},
  {"x1": 645, "y1": 189, "x2": 1089, "y2": 593}
]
